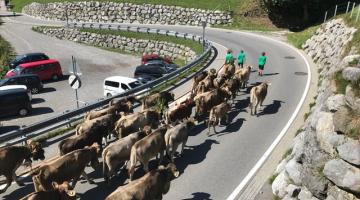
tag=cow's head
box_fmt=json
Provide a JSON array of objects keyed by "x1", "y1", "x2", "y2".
[
  {"x1": 158, "y1": 163, "x2": 180, "y2": 194},
  {"x1": 89, "y1": 143, "x2": 101, "y2": 169},
  {"x1": 27, "y1": 140, "x2": 45, "y2": 161},
  {"x1": 52, "y1": 181, "x2": 76, "y2": 200},
  {"x1": 186, "y1": 118, "x2": 197, "y2": 128}
]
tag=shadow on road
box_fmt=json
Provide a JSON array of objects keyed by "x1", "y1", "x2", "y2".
[
  {"x1": 0, "y1": 125, "x2": 20, "y2": 134},
  {"x1": 41, "y1": 87, "x2": 56, "y2": 93},
  {"x1": 1, "y1": 176, "x2": 34, "y2": 200},
  {"x1": 183, "y1": 192, "x2": 213, "y2": 200},
  {"x1": 31, "y1": 98, "x2": 45, "y2": 104},
  {"x1": 31, "y1": 107, "x2": 54, "y2": 116},
  {"x1": 257, "y1": 100, "x2": 284, "y2": 116},
  {"x1": 263, "y1": 72, "x2": 279, "y2": 76}
]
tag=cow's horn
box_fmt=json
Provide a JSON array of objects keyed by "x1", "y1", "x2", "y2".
[
  {"x1": 173, "y1": 171, "x2": 180, "y2": 178},
  {"x1": 66, "y1": 190, "x2": 76, "y2": 196}
]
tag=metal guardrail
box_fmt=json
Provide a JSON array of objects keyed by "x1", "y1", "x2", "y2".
[{"x1": 0, "y1": 22, "x2": 213, "y2": 147}]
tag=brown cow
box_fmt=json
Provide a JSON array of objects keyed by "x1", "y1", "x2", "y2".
[
  {"x1": 128, "y1": 127, "x2": 168, "y2": 180},
  {"x1": 102, "y1": 130, "x2": 148, "y2": 183},
  {"x1": 213, "y1": 74, "x2": 227, "y2": 89},
  {"x1": 165, "y1": 119, "x2": 195, "y2": 162},
  {"x1": 0, "y1": 140, "x2": 45, "y2": 193},
  {"x1": 224, "y1": 78, "x2": 240, "y2": 103},
  {"x1": 106, "y1": 163, "x2": 179, "y2": 200},
  {"x1": 223, "y1": 63, "x2": 236, "y2": 78},
  {"x1": 235, "y1": 65, "x2": 252, "y2": 89},
  {"x1": 191, "y1": 68, "x2": 216, "y2": 94},
  {"x1": 250, "y1": 82, "x2": 271, "y2": 115},
  {"x1": 32, "y1": 143, "x2": 100, "y2": 191},
  {"x1": 142, "y1": 91, "x2": 174, "y2": 110},
  {"x1": 114, "y1": 109, "x2": 160, "y2": 138},
  {"x1": 20, "y1": 181, "x2": 76, "y2": 200},
  {"x1": 197, "y1": 72, "x2": 217, "y2": 93},
  {"x1": 165, "y1": 98, "x2": 195, "y2": 124},
  {"x1": 84, "y1": 100, "x2": 133, "y2": 121},
  {"x1": 208, "y1": 102, "x2": 232, "y2": 134}
]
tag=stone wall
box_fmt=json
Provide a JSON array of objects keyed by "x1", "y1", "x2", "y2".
[
  {"x1": 272, "y1": 19, "x2": 360, "y2": 200},
  {"x1": 33, "y1": 26, "x2": 197, "y2": 62},
  {"x1": 23, "y1": 2, "x2": 232, "y2": 26}
]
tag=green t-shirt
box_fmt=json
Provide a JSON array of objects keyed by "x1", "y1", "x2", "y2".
[
  {"x1": 258, "y1": 55, "x2": 267, "y2": 66},
  {"x1": 237, "y1": 52, "x2": 245, "y2": 64},
  {"x1": 225, "y1": 53, "x2": 234, "y2": 64}
]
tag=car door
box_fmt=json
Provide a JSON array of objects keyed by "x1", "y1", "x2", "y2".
[{"x1": 0, "y1": 94, "x2": 17, "y2": 116}]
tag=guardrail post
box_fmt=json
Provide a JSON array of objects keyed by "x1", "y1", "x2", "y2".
[
  {"x1": 146, "y1": 28, "x2": 150, "y2": 34},
  {"x1": 89, "y1": 23, "x2": 93, "y2": 28},
  {"x1": 357, "y1": 5, "x2": 360, "y2": 22},
  {"x1": 346, "y1": 1, "x2": 350, "y2": 13},
  {"x1": 323, "y1": 11, "x2": 328, "y2": 23},
  {"x1": 74, "y1": 22, "x2": 77, "y2": 27},
  {"x1": 333, "y1": 5, "x2": 338, "y2": 17},
  {"x1": 156, "y1": 29, "x2": 160, "y2": 35},
  {"x1": 117, "y1": 25, "x2": 121, "y2": 30},
  {"x1": 351, "y1": 3, "x2": 356, "y2": 18},
  {"x1": 99, "y1": 24, "x2": 103, "y2": 29},
  {"x1": 136, "y1": 27, "x2": 140, "y2": 32},
  {"x1": 81, "y1": 23, "x2": 85, "y2": 28},
  {"x1": 127, "y1": 26, "x2": 130, "y2": 32},
  {"x1": 108, "y1": 24, "x2": 112, "y2": 30}
]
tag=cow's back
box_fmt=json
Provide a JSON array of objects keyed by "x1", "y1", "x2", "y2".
[{"x1": 135, "y1": 131, "x2": 165, "y2": 159}]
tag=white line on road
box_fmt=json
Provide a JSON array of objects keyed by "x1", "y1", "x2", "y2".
[{"x1": 226, "y1": 32, "x2": 311, "y2": 200}]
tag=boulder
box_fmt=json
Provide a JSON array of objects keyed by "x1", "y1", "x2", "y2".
[
  {"x1": 337, "y1": 139, "x2": 360, "y2": 165},
  {"x1": 298, "y1": 187, "x2": 318, "y2": 200},
  {"x1": 342, "y1": 54, "x2": 360, "y2": 67},
  {"x1": 272, "y1": 171, "x2": 291, "y2": 198},
  {"x1": 323, "y1": 159, "x2": 360, "y2": 194},
  {"x1": 333, "y1": 106, "x2": 352, "y2": 134},
  {"x1": 326, "y1": 94, "x2": 345, "y2": 112},
  {"x1": 316, "y1": 112, "x2": 337, "y2": 154},
  {"x1": 285, "y1": 158, "x2": 303, "y2": 185},
  {"x1": 285, "y1": 184, "x2": 301, "y2": 198},
  {"x1": 342, "y1": 67, "x2": 360, "y2": 83}
]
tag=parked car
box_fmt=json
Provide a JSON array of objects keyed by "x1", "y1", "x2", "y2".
[
  {"x1": 103, "y1": 76, "x2": 143, "y2": 97},
  {"x1": 5, "y1": 59, "x2": 63, "y2": 81},
  {"x1": 145, "y1": 60, "x2": 178, "y2": 70},
  {"x1": 134, "y1": 62, "x2": 177, "y2": 79},
  {"x1": 0, "y1": 74, "x2": 43, "y2": 94},
  {"x1": 141, "y1": 54, "x2": 173, "y2": 65},
  {"x1": 0, "y1": 85, "x2": 32, "y2": 101},
  {"x1": 0, "y1": 87, "x2": 32, "y2": 117},
  {"x1": 9, "y1": 52, "x2": 49, "y2": 69}
]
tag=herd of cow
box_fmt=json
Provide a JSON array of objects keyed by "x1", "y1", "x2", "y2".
[{"x1": 0, "y1": 63, "x2": 270, "y2": 200}]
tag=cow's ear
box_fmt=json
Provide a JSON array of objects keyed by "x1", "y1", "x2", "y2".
[
  {"x1": 158, "y1": 165, "x2": 166, "y2": 170},
  {"x1": 173, "y1": 170, "x2": 180, "y2": 178},
  {"x1": 267, "y1": 82, "x2": 272, "y2": 86},
  {"x1": 52, "y1": 182, "x2": 59, "y2": 189},
  {"x1": 66, "y1": 190, "x2": 76, "y2": 197}
]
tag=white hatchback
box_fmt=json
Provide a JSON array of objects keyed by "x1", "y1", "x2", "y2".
[
  {"x1": 103, "y1": 76, "x2": 143, "y2": 98},
  {"x1": 0, "y1": 85, "x2": 32, "y2": 101}
]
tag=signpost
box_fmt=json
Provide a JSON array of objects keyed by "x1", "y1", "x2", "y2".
[
  {"x1": 201, "y1": 20, "x2": 207, "y2": 52},
  {"x1": 68, "y1": 56, "x2": 82, "y2": 108}
]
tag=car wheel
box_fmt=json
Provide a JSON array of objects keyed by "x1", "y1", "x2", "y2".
[
  {"x1": 31, "y1": 87, "x2": 39, "y2": 94},
  {"x1": 106, "y1": 93, "x2": 112, "y2": 98},
  {"x1": 18, "y1": 108, "x2": 28, "y2": 116},
  {"x1": 51, "y1": 74, "x2": 59, "y2": 81}
]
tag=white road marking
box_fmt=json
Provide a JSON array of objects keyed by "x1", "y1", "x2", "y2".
[{"x1": 226, "y1": 32, "x2": 311, "y2": 200}]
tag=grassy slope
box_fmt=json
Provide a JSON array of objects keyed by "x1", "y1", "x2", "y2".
[
  {"x1": 0, "y1": 21, "x2": 15, "y2": 79},
  {"x1": 12, "y1": 0, "x2": 279, "y2": 31},
  {"x1": 287, "y1": 25, "x2": 320, "y2": 48}
]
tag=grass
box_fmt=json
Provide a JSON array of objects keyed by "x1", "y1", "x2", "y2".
[
  {"x1": 333, "y1": 71, "x2": 350, "y2": 94},
  {"x1": 268, "y1": 173, "x2": 279, "y2": 184},
  {"x1": 34, "y1": 121, "x2": 82, "y2": 143},
  {"x1": 12, "y1": 0, "x2": 280, "y2": 31},
  {"x1": 287, "y1": 25, "x2": 320, "y2": 49},
  {"x1": 0, "y1": 20, "x2": 15, "y2": 79},
  {"x1": 342, "y1": 9, "x2": 360, "y2": 56},
  {"x1": 282, "y1": 148, "x2": 293, "y2": 160}
]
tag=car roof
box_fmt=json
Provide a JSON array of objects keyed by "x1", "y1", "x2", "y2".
[
  {"x1": 0, "y1": 85, "x2": 27, "y2": 90},
  {"x1": 142, "y1": 54, "x2": 160, "y2": 59},
  {"x1": 0, "y1": 87, "x2": 28, "y2": 96},
  {"x1": 22, "y1": 52, "x2": 47, "y2": 56},
  {"x1": 104, "y1": 76, "x2": 138, "y2": 84},
  {"x1": 9, "y1": 74, "x2": 40, "y2": 79},
  {"x1": 19, "y1": 59, "x2": 58, "y2": 67}
]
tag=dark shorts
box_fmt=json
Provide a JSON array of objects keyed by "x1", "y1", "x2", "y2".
[
  {"x1": 259, "y1": 65, "x2": 264, "y2": 70},
  {"x1": 238, "y1": 62, "x2": 244, "y2": 67}
]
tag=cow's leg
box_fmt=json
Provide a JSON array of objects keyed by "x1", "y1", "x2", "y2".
[
  {"x1": 181, "y1": 139, "x2": 187, "y2": 155},
  {"x1": 32, "y1": 175, "x2": 42, "y2": 192},
  {"x1": 226, "y1": 114, "x2": 229, "y2": 124},
  {"x1": 102, "y1": 136, "x2": 108, "y2": 146},
  {"x1": 128, "y1": 165, "x2": 135, "y2": 181},
  {"x1": 143, "y1": 160, "x2": 149, "y2": 172},
  {"x1": 71, "y1": 175, "x2": 80, "y2": 188},
  {"x1": 81, "y1": 171, "x2": 95, "y2": 184},
  {"x1": 159, "y1": 151, "x2": 164, "y2": 164}
]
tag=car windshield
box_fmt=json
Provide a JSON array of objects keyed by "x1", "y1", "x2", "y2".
[
  {"x1": 129, "y1": 81, "x2": 142, "y2": 89},
  {"x1": 13, "y1": 66, "x2": 23, "y2": 74},
  {"x1": 0, "y1": 79, "x2": 7, "y2": 86},
  {"x1": 14, "y1": 55, "x2": 25, "y2": 62}
]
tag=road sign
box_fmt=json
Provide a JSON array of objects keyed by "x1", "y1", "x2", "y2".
[{"x1": 68, "y1": 74, "x2": 81, "y2": 89}]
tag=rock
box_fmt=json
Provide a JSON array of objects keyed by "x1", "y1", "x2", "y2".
[
  {"x1": 323, "y1": 159, "x2": 360, "y2": 194},
  {"x1": 326, "y1": 94, "x2": 345, "y2": 112},
  {"x1": 272, "y1": 171, "x2": 291, "y2": 198},
  {"x1": 298, "y1": 187, "x2": 317, "y2": 200},
  {"x1": 316, "y1": 112, "x2": 337, "y2": 154},
  {"x1": 326, "y1": 185, "x2": 359, "y2": 200},
  {"x1": 337, "y1": 139, "x2": 360, "y2": 165},
  {"x1": 345, "y1": 85, "x2": 360, "y2": 112},
  {"x1": 275, "y1": 159, "x2": 288, "y2": 174},
  {"x1": 342, "y1": 67, "x2": 360, "y2": 83},
  {"x1": 333, "y1": 106, "x2": 352, "y2": 134},
  {"x1": 285, "y1": 158, "x2": 303, "y2": 185},
  {"x1": 285, "y1": 184, "x2": 301, "y2": 198},
  {"x1": 342, "y1": 54, "x2": 360, "y2": 67}
]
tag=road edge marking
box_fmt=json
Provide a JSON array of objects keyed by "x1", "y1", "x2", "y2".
[{"x1": 226, "y1": 33, "x2": 312, "y2": 200}]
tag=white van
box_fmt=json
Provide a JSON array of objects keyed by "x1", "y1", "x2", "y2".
[
  {"x1": 0, "y1": 85, "x2": 32, "y2": 101},
  {"x1": 103, "y1": 76, "x2": 143, "y2": 97}
]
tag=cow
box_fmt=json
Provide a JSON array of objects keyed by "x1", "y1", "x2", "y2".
[
  {"x1": 114, "y1": 109, "x2": 161, "y2": 138},
  {"x1": 250, "y1": 82, "x2": 271, "y2": 115},
  {"x1": 128, "y1": 127, "x2": 168, "y2": 180},
  {"x1": 84, "y1": 100, "x2": 133, "y2": 121},
  {"x1": 165, "y1": 98, "x2": 195, "y2": 124},
  {"x1": 208, "y1": 102, "x2": 232, "y2": 135},
  {"x1": 222, "y1": 63, "x2": 236, "y2": 78},
  {"x1": 197, "y1": 72, "x2": 217, "y2": 93},
  {"x1": 0, "y1": 140, "x2": 45, "y2": 193},
  {"x1": 32, "y1": 143, "x2": 100, "y2": 192},
  {"x1": 191, "y1": 68, "x2": 216, "y2": 94},
  {"x1": 105, "y1": 163, "x2": 179, "y2": 200},
  {"x1": 59, "y1": 118, "x2": 109, "y2": 155},
  {"x1": 102, "y1": 130, "x2": 148, "y2": 183},
  {"x1": 76, "y1": 113, "x2": 117, "y2": 145},
  {"x1": 165, "y1": 119, "x2": 195, "y2": 162},
  {"x1": 142, "y1": 91, "x2": 174, "y2": 111},
  {"x1": 20, "y1": 181, "x2": 76, "y2": 200},
  {"x1": 224, "y1": 78, "x2": 240, "y2": 102},
  {"x1": 235, "y1": 65, "x2": 252, "y2": 89},
  {"x1": 195, "y1": 87, "x2": 232, "y2": 120},
  {"x1": 213, "y1": 74, "x2": 227, "y2": 89}
]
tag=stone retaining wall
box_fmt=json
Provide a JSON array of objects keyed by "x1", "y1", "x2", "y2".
[
  {"x1": 272, "y1": 19, "x2": 360, "y2": 200},
  {"x1": 23, "y1": 2, "x2": 232, "y2": 26},
  {"x1": 33, "y1": 26, "x2": 197, "y2": 62}
]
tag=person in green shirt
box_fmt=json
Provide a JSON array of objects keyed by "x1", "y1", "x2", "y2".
[
  {"x1": 237, "y1": 50, "x2": 245, "y2": 68},
  {"x1": 258, "y1": 52, "x2": 267, "y2": 76},
  {"x1": 225, "y1": 49, "x2": 234, "y2": 65}
]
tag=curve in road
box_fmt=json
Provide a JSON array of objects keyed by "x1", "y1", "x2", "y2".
[{"x1": 0, "y1": 14, "x2": 310, "y2": 200}]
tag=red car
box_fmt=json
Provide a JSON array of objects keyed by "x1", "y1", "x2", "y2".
[
  {"x1": 141, "y1": 54, "x2": 173, "y2": 65},
  {"x1": 5, "y1": 59, "x2": 63, "y2": 81}
]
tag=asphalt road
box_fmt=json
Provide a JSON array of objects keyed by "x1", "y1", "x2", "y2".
[{"x1": 0, "y1": 14, "x2": 309, "y2": 200}]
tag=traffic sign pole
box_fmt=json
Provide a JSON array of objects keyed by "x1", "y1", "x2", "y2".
[{"x1": 69, "y1": 56, "x2": 82, "y2": 109}]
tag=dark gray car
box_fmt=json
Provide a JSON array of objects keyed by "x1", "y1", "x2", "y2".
[{"x1": 9, "y1": 53, "x2": 49, "y2": 69}]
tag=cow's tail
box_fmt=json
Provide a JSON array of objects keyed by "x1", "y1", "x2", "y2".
[
  {"x1": 102, "y1": 149, "x2": 109, "y2": 182},
  {"x1": 129, "y1": 146, "x2": 138, "y2": 180},
  {"x1": 75, "y1": 124, "x2": 81, "y2": 135}
]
